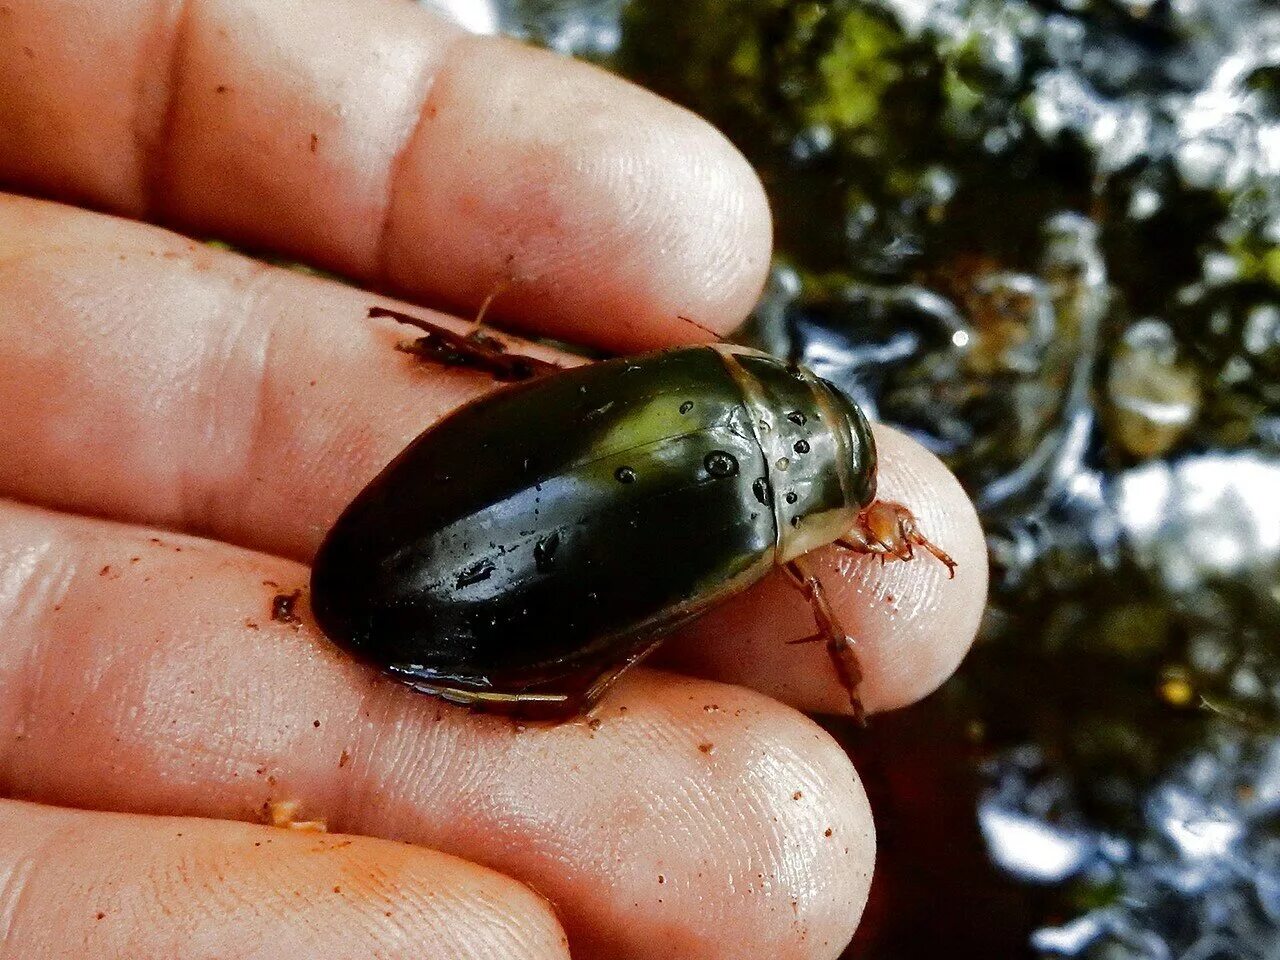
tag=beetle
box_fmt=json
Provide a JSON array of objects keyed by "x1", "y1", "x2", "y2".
[{"x1": 310, "y1": 309, "x2": 955, "y2": 722}]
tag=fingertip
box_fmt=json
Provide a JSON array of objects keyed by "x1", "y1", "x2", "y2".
[
  {"x1": 824, "y1": 425, "x2": 988, "y2": 713},
  {"x1": 538, "y1": 672, "x2": 876, "y2": 958},
  {"x1": 382, "y1": 36, "x2": 772, "y2": 351},
  {"x1": 666, "y1": 424, "x2": 987, "y2": 717}
]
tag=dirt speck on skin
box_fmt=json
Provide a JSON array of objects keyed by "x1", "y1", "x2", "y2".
[
  {"x1": 793, "y1": 791, "x2": 803, "y2": 800},
  {"x1": 586, "y1": 717, "x2": 602, "y2": 732},
  {"x1": 338, "y1": 750, "x2": 350, "y2": 768},
  {"x1": 271, "y1": 589, "x2": 304, "y2": 625},
  {"x1": 309, "y1": 133, "x2": 318, "y2": 153},
  {"x1": 99, "y1": 565, "x2": 112, "y2": 577},
  {"x1": 698, "y1": 742, "x2": 715, "y2": 755}
]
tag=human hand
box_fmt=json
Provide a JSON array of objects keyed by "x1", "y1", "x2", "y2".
[{"x1": 0, "y1": 1, "x2": 987, "y2": 957}]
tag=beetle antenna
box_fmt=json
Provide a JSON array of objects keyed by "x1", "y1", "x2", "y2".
[{"x1": 676, "y1": 314, "x2": 726, "y2": 343}]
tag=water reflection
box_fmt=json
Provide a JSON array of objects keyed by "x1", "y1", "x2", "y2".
[{"x1": 437, "y1": 0, "x2": 1280, "y2": 955}]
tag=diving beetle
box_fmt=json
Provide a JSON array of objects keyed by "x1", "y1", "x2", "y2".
[{"x1": 310, "y1": 308, "x2": 955, "y2": 722}]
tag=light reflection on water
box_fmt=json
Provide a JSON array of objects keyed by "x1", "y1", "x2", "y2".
[{"x1": 423, "y1": 1, "x2": 1280, "y2": 956}]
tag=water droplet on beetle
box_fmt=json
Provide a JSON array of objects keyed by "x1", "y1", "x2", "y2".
[
  {"x1": 793, "y1": 439, "x2": 811, "y2": 455},
  {"x1": 534, "y1": 532, "x2": 560, "y2": 572},
  {"x1": 704, "y1": 451, "x2": 738, "y2": 478},
  {"x1": 785, "y1": 491, "x2": 798, "y2": 504},
  {"x1": 752, "y1": 477, "x2": 771, "y2": 505},
  {"x1": 775, "y1": 457, "x2": 790, "y2": 471},
  {"x1": 680, "y1": 401, "x2": 694, "y2": 415},
  {"x1": 786, "y1": 411, "x2": 807, "y2": 426},
  {"x1": 615, "y1": 466, "x2": 637, "y2": 484}
]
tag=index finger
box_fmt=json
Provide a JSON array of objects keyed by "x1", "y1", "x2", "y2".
[{"x1": 0, "y1": 0, "x2": 771, "y2": 350}]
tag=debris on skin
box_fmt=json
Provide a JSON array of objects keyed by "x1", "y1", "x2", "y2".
[
  {"x1": 264, "y1": 799, "x2": 327, "y2": 833},
  {"x1": 271, "y1": 589, "x2": 304, "y2": 625}
]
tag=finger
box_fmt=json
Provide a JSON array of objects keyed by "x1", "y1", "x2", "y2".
[
  {"x1": 0, "y1": 501, "x2": 875, "y2": 960},
  {"x1": 0, "y1": 195, "x2": 984, "y2": 715},
  {"x1": 0, "y1": 0, "x2": 769, "y2": 348},
  {"x1": 0, "y1": 798, "x2": 569, "y2": 960},
  {"x1": 663, "y1": 426, "x2": 988, "y2": 715}
]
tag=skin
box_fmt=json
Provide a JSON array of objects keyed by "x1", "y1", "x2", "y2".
[{"x1": 0, "y1": 2, "x2": 988, "y2": 958}]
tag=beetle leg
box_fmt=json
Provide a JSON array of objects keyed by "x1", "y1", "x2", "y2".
[
  {"x1": 580, "y1": 635, "x2": 670, "y2": 712},
  {"x1": 836, "y1": 500, "x2": 957, "y2": 578},
  {"x1": 783, "y1": 559, "x2": 867, "y2": 725},
  {"x1": 465, "y1": 280, "x2": 509, "y2": 338},
  {"x1": 368, "y1": 305, "x2": 560, "y2": 382}
]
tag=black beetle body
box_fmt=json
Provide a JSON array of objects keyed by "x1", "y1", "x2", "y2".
[{"x1": 310, "y1": 345, "x2": 878, "y2": 715}]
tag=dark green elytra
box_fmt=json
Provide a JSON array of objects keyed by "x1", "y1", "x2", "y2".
[{"x1": 310, "y1": 345, "x2": 877, "y2": 716}]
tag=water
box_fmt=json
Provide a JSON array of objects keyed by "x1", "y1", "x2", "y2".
[{"x1": 425, "y1": 1, "x2": 1280, "y2": 956}]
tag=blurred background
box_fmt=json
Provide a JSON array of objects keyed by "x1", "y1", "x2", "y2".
[{"x1": 427, "y1": 1, "x2": 1280, "y2": 956}]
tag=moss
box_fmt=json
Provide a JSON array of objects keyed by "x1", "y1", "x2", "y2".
[{"x1": 806, "y1": 9, "x2": 905, "y2": 133}]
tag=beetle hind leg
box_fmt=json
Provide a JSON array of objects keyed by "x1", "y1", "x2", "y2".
[
  {"x1": 783, "y1": 559, "x2": 867, "y2": 725},
  {"x1": 836, "y1": 500, "x2": 957, "y2": 579},
  {"x1": 368, "y1": 301, "x2": 559, "y2": 382}
]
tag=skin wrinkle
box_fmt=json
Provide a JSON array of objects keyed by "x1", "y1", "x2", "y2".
[
  {"x1": 323, "y1": 662, "x2": 397, "y2": 837},
  {"x1": 181, "y1": 266, "x2": 276, "y2": 540},
  {"x1": 139, "y1": 0, "x2": 197, "y2": 219},
  {"x1": 0, "y1": 819, "x2": 80, "y2": 957},
  {"x1": 333, "y1": 679, "x2": 471, "y2": 843},
  {"x1": 0, "y1": 535, "x2": 66, "y2": 790},
  {"x1": 375, "y1": 29, "x2": 467, "y2": 287}
]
